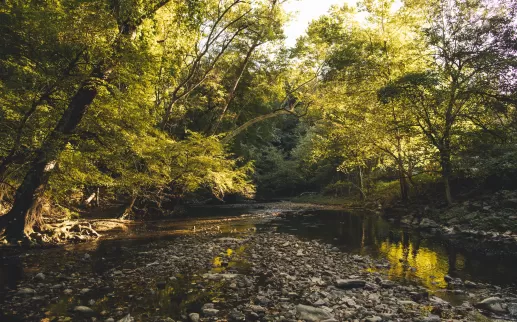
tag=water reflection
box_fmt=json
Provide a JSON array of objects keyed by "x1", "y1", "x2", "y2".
[{"x1": 268, "y1": 210, "x2": 517, "y2": 290}]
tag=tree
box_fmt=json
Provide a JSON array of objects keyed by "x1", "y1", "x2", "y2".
[
  {"x1": 0, "y1": 0, "x2": 176, "y2": 239},
  {"x1": 380, "y1": 0, "x2": 517, "y2": 204}
]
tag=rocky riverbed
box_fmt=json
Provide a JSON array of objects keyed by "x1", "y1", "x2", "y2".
[{"x1": 1, "y1": 209, "x2": 517, "y2": 321}]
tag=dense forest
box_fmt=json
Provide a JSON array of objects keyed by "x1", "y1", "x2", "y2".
[
  {"x1": 3, "y1": 1, "x2": 517, "y2": 322},
  {"x1": 1, "y1": 0, "x2": 517, "y2": 241}
]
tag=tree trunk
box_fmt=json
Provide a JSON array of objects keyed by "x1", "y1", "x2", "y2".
[
  {"x1": 1, "y1": 76, "x2": 99, "y2": 240},
  {"x1": 0, "y1": 2, "x2": 172, "y2": 240},
  {"x1": 208, "y1": 40, "x2": 259, "y2": 135},
  {"x1": 221, "y1": 109, "x2": 290, "y2": 144},
  {"x1": 397, "y1": 159, "x2": 409, "y2": 201},
  {"x1": 96, "y1": 187, "x2": 100, "y2": 207},
  {"x1": 84, "y1": 192, "x2": 96, "y2": 206},
  {"x1": 358, "y1": 166, "x2": 366, "y2": 200},
  {"x1": 120, "y1": 194, "x2": 137, "y2": 220},
  {"x1": 440, "y1": 149, "x2": 453, "y2": 205},
  {"x1": 398, "y1": 169, "x2": 408, "y2": 201}
]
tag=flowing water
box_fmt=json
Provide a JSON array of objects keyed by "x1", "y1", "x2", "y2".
[{"x1": 1, "y1": 204, "x2": 517, "y2": 320}]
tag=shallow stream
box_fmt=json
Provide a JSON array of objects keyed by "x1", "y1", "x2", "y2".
[{"x1": 1, "y1": 204, "x2": 517, "y2": 320}]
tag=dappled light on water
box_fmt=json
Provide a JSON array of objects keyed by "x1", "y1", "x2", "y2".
[{"x1": 378, "y1": 241, "x2": 449, "y2": 289}]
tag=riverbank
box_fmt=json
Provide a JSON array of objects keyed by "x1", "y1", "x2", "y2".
[
  {"x1": 1, "y1": 209, "x2": 517, "y2": 321},
  {"x1": 292, "y1": 192, "x2": 517, "y2": 255}
]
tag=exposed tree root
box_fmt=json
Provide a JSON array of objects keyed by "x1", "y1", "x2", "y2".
[{"x1": 29, "y1": 220, "x2": 101, "y2": 244}]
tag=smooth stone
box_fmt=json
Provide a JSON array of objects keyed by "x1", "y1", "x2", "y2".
[
  {"x1": 35, "y1": 273, "x2": 46, "y2": 281},
  {"x1": 74, "y1": 306, "x2": 94, "y2": 315},
  {"x1": 249, "y1": 305, "x2": 266, "y2": 313},
  {"x1": 464, "y1": 280, "x2": 478, "y2": 288},
  {"x1": 365, "y1": 316, "x2": 382, "y2": 322},
  {"x1": 475, "y1": 297, "x2": 507, "y2": 314},
  {"x1": 296, "y1": 304, "x2": 333, "y2": 321},
  {"x1": 202, "y1": 308, "x2": 220, "y2": 316},
  {"x1": 188, "y1": 313, "x2": 200, "y2": 322},
  {"x1": 16, "y1": 288, "x2": 35, "y2": 295}
]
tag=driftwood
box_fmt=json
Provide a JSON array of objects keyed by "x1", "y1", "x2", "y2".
[{"x1": 30, "y1": 220, "x2": 101, "y2": 244}]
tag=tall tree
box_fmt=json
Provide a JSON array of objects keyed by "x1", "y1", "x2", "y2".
[
  {"x1": 0, "y1": 0, "x2": 175, "y2": 239},
  {"x1": 380, "y1": 0, "x2": 517, "y2": 204}
]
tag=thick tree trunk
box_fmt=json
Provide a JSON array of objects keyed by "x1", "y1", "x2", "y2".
[
  {"x1": 1, "y1": 77, "x2": 99, "y2": 240},
  {"x1": 0, "y1": 1, "x2": 172, "y2": 240}
]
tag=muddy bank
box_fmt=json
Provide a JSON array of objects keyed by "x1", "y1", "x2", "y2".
[{"x1": 1, "y1": 210, "x2": 516, "y2": 322}]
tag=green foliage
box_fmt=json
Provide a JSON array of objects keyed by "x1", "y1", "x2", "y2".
[{"x1": 2, "y1": 0, "x2": 517, "y2": 226}]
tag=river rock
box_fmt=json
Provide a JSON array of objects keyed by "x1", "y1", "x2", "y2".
[
  {"x1": 508, "y1": 303, "x2": 517, "y2": 316},
  {"x1": 202, "y1": 304, "x2": 219, "y2": 317},
  {"x1": 336, "y1": 279, "x2": 366, "y2": 289},
  {"x1": 464, "y1": 280, "x2": 478, "y2": 288},
  {"x1": 74, "y1": 306, "x2": 94, "y2": 315},
  {"x1": 118, "y1": 314, "x2": 134, "y2": 322},
  {"x1": 188, "y1": 313, "x2": 200, "y2": 322},
  {"x1": 35, "y1": 273, "x2": 45, "y2": 281},
  {"x1": 249, "y1": 305, "x2": 266, "y2": 313},
  {"x1": 365, "y1": 316, "x2": 382, "y2": 322},
  {"x1": 475, "y1": 297, "x2": 507, "y2": 314},
  {"x1": 228, "y1": 310, "x2": 246, "y2": 321},
  {"x1": 16, "y1": 287, "x2": 35, "y2": 295},
  {"x1": 296, "y1": 304, "x2": 333, "y2": 321},
  {"x1": 419, "y1": 218, "x2": 439, "y2": 229},
  {"x1": 423, "y1": 314, "x2": 441, "y2": 322}
]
